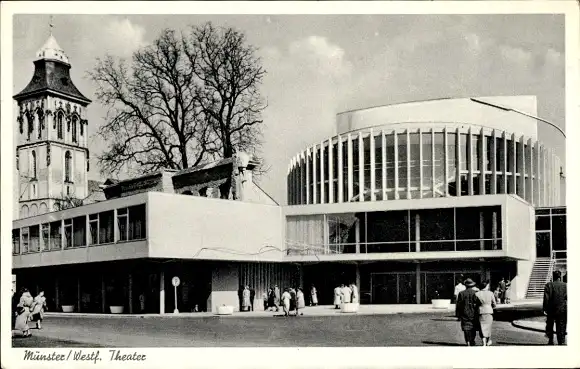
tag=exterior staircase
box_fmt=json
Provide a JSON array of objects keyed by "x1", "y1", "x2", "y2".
[{"x1": 525, "y1": 257, "x2": 553, "y2": 299}]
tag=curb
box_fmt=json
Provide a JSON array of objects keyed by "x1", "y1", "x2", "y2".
[
  {"x1": 44, "y1": 308, "x2": 455, "y2": 319},
  {"x1": 512, "y1": 319, "x2": 545, "y2": 333}
]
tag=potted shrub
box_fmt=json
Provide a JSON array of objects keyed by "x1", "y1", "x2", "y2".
[
  {"x1": 61, "y1": 297, "x2": 75, "y2": 313},
  {"x1": 109, "y1": 291, "x2": 124, "y2": 314},
  {"x1": 431, "y1": 290, "x2": 451, "y2": 309}
]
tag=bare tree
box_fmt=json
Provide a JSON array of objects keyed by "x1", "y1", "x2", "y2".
[
  {"x1": 53, "y1": 194, "x2": 84, "y2": 211},
  {"x1": 88, "y1": 23, "x2": 267, "y2": 198}
]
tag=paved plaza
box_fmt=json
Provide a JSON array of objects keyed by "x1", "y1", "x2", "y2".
[{"x1": 13, "y1": 304, "x2": 548, "y2": 347}]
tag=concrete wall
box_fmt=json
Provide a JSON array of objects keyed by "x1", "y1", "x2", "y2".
[
  {"x1": 336, "y1": 96, "x2": 538, "y2": 139},
  {"x1": 504, "y1": 196, "x2": 537, "y2": 300},
  {"x1": 147, "y1": 192, "x2": 284, "y2": 262}
]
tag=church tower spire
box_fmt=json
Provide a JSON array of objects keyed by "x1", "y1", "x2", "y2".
[{"x1": 13, "y1": 24, "x2": 91, "y2": 218}]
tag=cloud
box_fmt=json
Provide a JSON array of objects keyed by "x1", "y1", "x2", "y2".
[
  {"x1": 101, "y1": 18, "x2": 147, "y2": 57},
  {"x1": 287, "y1": 36, "x2": 352, "y2": 79},
  {"x1": 499, "y1": 44, "x2": 533, "y2": 65}
]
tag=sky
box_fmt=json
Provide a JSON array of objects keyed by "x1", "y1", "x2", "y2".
[{"x1": 12, "y1": 14, "x2": 565, "y2": 205}]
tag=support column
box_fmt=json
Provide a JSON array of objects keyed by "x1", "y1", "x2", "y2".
[
  {"x1": 338, "y1": 136, "x2": 344, "y2": 203},
  {"x1": 415, "y1": 264, "x2": 421, "y2": 305},
  {"x1": 355, "y1": 263, "x2": 361, "y2": 293},
  {"x1": 128, "y1": 273, "x2": 133, "y2": 314},
  {"x1": 101, "y1": 275, "x2": 106, "y2": 313},
  {"x1": 159, "y1": 270, "x2": 165, "y2": 314},
  {"x1": 77, "y1": 276, "x2": 81, "y2": 313},
  {"x1": 55, "y1": 277, "x2": 60, "y2": 311}
]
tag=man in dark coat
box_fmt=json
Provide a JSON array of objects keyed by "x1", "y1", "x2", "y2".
[
  {"x1": 249, "y1": 287, "x2": 256, "y2": 311},
  {"x1": 455, "y1": 278, "x2": 479, "y2": 346},
  {"x1": 498, "y1": 278, "x2": 507, "y2": 304},
  {"x1": 543, "y1": 270, "x2": 567, "y2": 345}
]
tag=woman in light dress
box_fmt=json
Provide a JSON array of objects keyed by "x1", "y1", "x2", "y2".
[
  {"x1": 350, "y1": 283, "x2": 359, "y2": 304},
  {"x1": 296, "y1": 288, "x2": 305, "y2": 316},
  {"x1": 281, "y1": 288, "x2": 291, "y2": 316},
  {"x1": 30, "y1": 291, "x2": 47, "y2": 329},
  {"x1": 333, "y1": 286, "x2": 342, "y2": 309},
  {"x1": 310, "y1": 285, "x2": 318, "y2": 306},
  {"x1": 15, "y1": 288, "x2": 34, "y2": 337},
  {"x1": 475, "y1": 280, "x2": 497, "y2": 346},
  {"x1": 242, "y1": 286, "x2": 251, "y2": 312}
]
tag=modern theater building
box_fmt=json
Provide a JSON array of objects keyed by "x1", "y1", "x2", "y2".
[{"x1": 11, "y1": 34, "x2": 567, "y2": 314}]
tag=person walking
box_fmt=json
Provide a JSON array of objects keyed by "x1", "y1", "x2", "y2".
[
  {"x1": 30, "y1": 291, "x2": 48, "y2": 330},
  {"x1": 350, "y1": 283, "x2": 359, "y2": 304},
  {"x1": 453, "y1": 279, "x2": 466, "y2": 304},
  {"x1": 14, "y1": 288, "x2": 34, "y2": 337},
  {"x1": 262, "y1": 290, "x2": 268, "y2": 311},
  {"x1": 249, "y1": 287, "x2": 256, "y2": 312},
  {"x1": 242, "y1": 286, "x2": 251, "y2": 312},
  {"x1": 340, "y1": 284, "x2": 352, "y2": 305},
  {"x1": 289, "y1": 288, "x2": 297, "y2": 316},
  {"x1": 267, "y1": 287, "x2": 276, "y2": 311},
  {"x1": 296, "y1": 288, "x2": 305, "y2": 316},
  {"x1": 333, "y1": 285, "x2": 342, "y2": 309},
  {"x1": 281, "y1": 288, "x2": 291, "y2": 316},
  {"x1": 455, "y1": 278, "x2": 480, "y2": 346},
  {"x1": 274, "y1": 285, "x2": 281, "y2": 312},
  {"x1": 475, "y1": 281, "x2": 497, "y2": 346},
  {"x1": 543, "y1": 270, "x2": 567, "y2": 345},
  {"x1": 498, "y1": 278, "x2": 507, "y2": 304},
  {"x1": 310, "y1": 285, "x2": 318, "y2": 306}
]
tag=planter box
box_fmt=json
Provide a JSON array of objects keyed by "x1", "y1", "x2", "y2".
[
  {"x1": 217, "y1": 305, "x2": 234, "y2": 315},
  {"x1": 341, "y1": 303, "x2": 359, "y2": 313},
  {"x1": 110, "y1": 306, "x2": 124, "y2": 314},
  {"x1": 61, "y1": 305, "x2": 75, "y2": 313},
  {"x1": 432, "y1": 299, "x2": 451, "y2": 309}
]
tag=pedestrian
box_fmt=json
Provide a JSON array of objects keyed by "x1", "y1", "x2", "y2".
[
  {"x1": 455, "y1": 278, "x2": 480, "y2": 346},
  {"x1": 296, "y1": 288, "x2": 305, "y2": 316},
  {"x1": 493, "y1": 286, "x2": 501, "y2": 303},
  {"x1": 475, "y1": 281, "x2": 496, "y2": 346},
  {"x1": 274, "y1": 285, "x2": 281, "y2": 312},
  {"x1": 14, "y1": 288, "x2": 33, "y2": 337},
  {"x1": 310, "y1": 285, "x2": 318, "y2": 306},
  {"x1": 139, "y1": 293, "x2": 146, "y2": 313},
  {"x1": 237, "y1": 285, "x2": 244, "y2": 312},
  {"x1": 242, "y1": 286, "x2": 251, "y2": 312},
  {"x1": 340, "y1": 284, "x2": 352, "y2": 305},
  {"x1": 268, "y1": 287, "x2": 275, "y2": 311},
  {"x1": 350, "y1": 282, "x2": 359, "y2": 304},
  {"x1": 289, "y1": 287, "x2": 297, "y2": 316},
  {"x1": 504, "y1": 280, "x2": 511, "y2": 304},
  {"x1": 333, "y1": 285, "x2": 342, "y2": 309},
  {"x1": 281, "y1": 288, "x2": 291, "y2": 316},
  {"x1": 543, "y1": 271, "x2": 567, "y2": 345},
  {"x1": 262, "y1": 291, "x2": 268, "y2": 311},
  {"x1": 12, "y1": 287, "x2": 24, "y2": 330},
  {"x1": 250, "y1": 287, "x2": 256, "y2": 312},
  {"x1": 30, "y1": 291, "x2": 48, "y2": 330},
  {"x1": 453, "y1": 279, "x2": 466, "y2": 303},
  {"x1": 499, "y1": 278, "x2": 507, "y2": 304}
]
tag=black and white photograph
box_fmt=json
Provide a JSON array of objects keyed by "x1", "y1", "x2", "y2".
[{"x1": 1, "y1": 1, "x2": 579, "y2": 368}]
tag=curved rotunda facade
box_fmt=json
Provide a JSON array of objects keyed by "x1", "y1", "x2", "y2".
[{"x1": 287, "y1": 96, "x2": 562, "y2": 208}]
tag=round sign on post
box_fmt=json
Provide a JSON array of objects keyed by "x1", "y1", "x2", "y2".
[
  {"x1": 172, "y1": 276, "x2": 180, "y2": 287},
  {"x1": 172, "y1": 276, "x2": 180, "y2": 314}
]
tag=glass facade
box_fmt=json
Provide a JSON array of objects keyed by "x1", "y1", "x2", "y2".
[
  {"x1": 535, "y1": 206, "x2": 566, "y2": 259},
  {"x1": 12, "y1": 203, "x2": 147, "y2": 255},
  {"x1": 287, "y1": 127, "x2": 561, "y2": 207},
  {"x1": 286, "y1": 205, "x2": 502, "y2": 255}
]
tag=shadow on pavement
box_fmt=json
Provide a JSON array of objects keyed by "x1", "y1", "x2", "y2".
[
  {"x1": 494, "y1": 307, "x2": 543, "y2": 322},
  {"x1": 495, "y1": 341, "x2": 548, "y2": 346},
  {"x1": 422, "y1": 340, "x2": 465, "y2": 346}
]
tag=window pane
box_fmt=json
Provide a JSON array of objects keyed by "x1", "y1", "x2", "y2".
[
  {"x1": 409, "y1": 132, "x2": 420, "y2": 189},
  {"x1": 99, "y1": 211, "x2": 114, "y2": 244},
  {"x1": 460, "y1": 134, "x2": 468, "y2": 171},
  {"x1": 366, "y1": 210, "x2": 410, "y2": 253},
  {"x1": 455, "y1": 207, "x2": 480, "y2": 240},
  {"x1": 551, "y1": 215, "x2": 566, "y2": 251},
  {"x1": 412, "y1": 209, "x2": 454, "y2": 241},
  {"x1": 535, "y1": 216, "x2": 550, "y2": 231},
  {"x1": 434, "y1": 133, "x2": 444, "y2": 197},
  {"x1": 22, "y1": 228, "x2": 29, "y2": 253},
  {"x1": 49, "y1": 221, "x2": 61, "y2": 250},
  {"x1": 397, "y1": 133, "x2": 407, "y2": 198},
  {"x1": 73, "y1": 216, "x2": 86, "y2": 247},
  {"x1": 286, "y1": 215, "x2": 325, "y2": 255},
  {"x1": 29, "y1": 225, "x2": 40, "y2": 252},
  {"x1": 89, "y1": 221, "x2": 99, "y2": 245},
  {"x1": 327, "y1": 213, "x2": 357, "y2": 254},
  {"x1": 118, "y1": 214, "x2": 128, "y2": 242},
  {"x1": 12, "y1": 229, "x2": 20, "y2": 254},
  {"x1": 41, "y1": 224, "x2": 49, "y2": 251},
  {"x1": 386, "y1": 133, "x2": 395, "y2": 198},
  {"x1": 128, "y1": 204, "x2": 146, "y2": 240}
]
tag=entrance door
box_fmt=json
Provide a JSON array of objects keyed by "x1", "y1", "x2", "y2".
[
  {"x1": 398, "y1": 274, "x2": 416, "y2": 304},
  {"x1": 536, "y1": 231, "x2": 551, "y2": 258},
  {"x1": 372, "y1": 274, "x2": 397, "y2": 304}
]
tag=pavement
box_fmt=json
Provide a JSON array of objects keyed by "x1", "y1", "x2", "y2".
[
  {"x1": 512, "y1": 318, "x2": 546, "y2": 333},
  {"x1": 12, "y1": 300, "x2": 549, "y2": 348},
  {"x1": 13, "y1": 311, "x2": 548, "y2": 348}
]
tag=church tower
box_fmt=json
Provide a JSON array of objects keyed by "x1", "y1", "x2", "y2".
[{"x1": 13, "y1": 29, "x2": 91, "y2": 218}]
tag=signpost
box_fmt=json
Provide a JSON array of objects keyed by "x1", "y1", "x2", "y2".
[{"x1": 172, "y1": 276, "x2": 180, "y2": 314}]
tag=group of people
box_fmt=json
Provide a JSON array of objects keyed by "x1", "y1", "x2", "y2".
[
  {"x1": 11, "y1": 288, "x2": 47, "y2": 338},
  {"x1": 455, "y1": 278, "x2": 498, "y2": 346},
  {"x1": 455, "y1": 270, "x2": 568, "y2": 346},
  {"x1": 333, "y1": 283, "x2": 359, "y2": 309}
]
